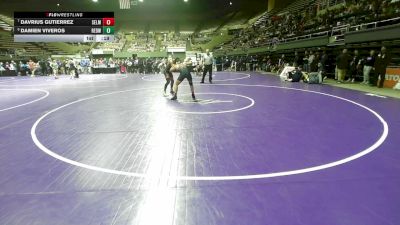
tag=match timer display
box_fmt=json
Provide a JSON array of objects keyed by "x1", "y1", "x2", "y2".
[{"x1": 14, "y1": 12, "x2": 115, "y2": 42}]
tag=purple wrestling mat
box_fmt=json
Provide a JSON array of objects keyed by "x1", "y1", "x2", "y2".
[{"x1": 0, "y1": 72, "x2": 399, "y2": 225}]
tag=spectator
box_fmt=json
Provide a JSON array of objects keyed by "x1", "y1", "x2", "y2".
[
  {"x1": 308, "y1": 51, "x2": 315, "y2": 73},
  {"x1": 278, "y1": 54, "x2": 285, "y2": 68},
  {"x1": 20, "y1": 61, "x2": 29, "y2": 76},
  {"x1": 311, "y1": 52, "x2": 319, "y2": 72},
  {"x1": 9, "y1": 61, "x2": 16, "y2": 76},
  {"x1": 373, "y1": 46, "x2": 391, "y2": 88},
  {"x1": 319, "y1": 50, "x2": 328, "y2": 80},
  {"x1": 215, "y1": 0, "x2": 400, "y2": 53},
  {"x1": 266, "y1": 55, "x2": 272, "y2": 72},
  {"x1": 348, "y1": 50, "x2": 361, "y2": 83},
  {"x1": 294, "y1": 51, "x2": 302, "y2": 67},
  {"x1": 362, "y1": 50, "x2": 375, "y2": 84},
  {"x1": 303, "y1": 51, "x2": 309, "y2": 72},
  {"x1": 336, "y1": 49, "x2": 351, "y2": 83},
  {"x1": 0, "y1": 62, "x2": 5, "y2": 76}
]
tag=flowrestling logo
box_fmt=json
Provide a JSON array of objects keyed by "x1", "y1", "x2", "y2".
[{"x1": 46, "y1": 13, "x2": 83, "y2": 18}]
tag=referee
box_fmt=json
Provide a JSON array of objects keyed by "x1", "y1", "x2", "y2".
[{"x1": 201, "y1": 49, "x2": 214, "y2": 84}]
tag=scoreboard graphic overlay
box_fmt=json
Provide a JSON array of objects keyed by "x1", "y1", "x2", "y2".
[{"x1": 14, "y1": 12, "x2": 115, "y2": 42}]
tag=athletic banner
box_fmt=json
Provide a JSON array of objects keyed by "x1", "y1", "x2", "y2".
[
  {"x1": 383, "y1": 67, "x2": 400, "y2": 88},
  {"x1": 119, "y1": 0, "x2": 131, "y2": 9},
  {"x1": 394, "y1": 81, "x2": 400, "y2": 90}
]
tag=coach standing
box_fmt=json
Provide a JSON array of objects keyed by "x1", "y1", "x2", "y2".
[
  {"x1": 373, "y1": 46, "x2": 390, "y2": 88},
  {"x1": 201, "y1": 49, "x2": 214, "y2": 84},
  {"x1": 336, "y1": 49, "x2": 350, "y2": 83}
]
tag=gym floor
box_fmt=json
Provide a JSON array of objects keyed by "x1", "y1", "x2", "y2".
[{"x1": 0, "y1": 72, "x2": 399, "y2": 225}]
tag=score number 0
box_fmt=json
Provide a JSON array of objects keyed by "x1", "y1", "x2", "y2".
[{"x1": 102, "y1": 18, "x2": 115, "y2": 26}]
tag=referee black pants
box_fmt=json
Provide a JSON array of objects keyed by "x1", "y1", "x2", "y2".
[{"x1": 202, "y1": 64, "x2": 213, "y2": 82}]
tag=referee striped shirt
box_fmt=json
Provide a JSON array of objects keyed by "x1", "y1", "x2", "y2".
[{"x1": 203, "y1": 54, "x2": 214, "y2": 66}]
